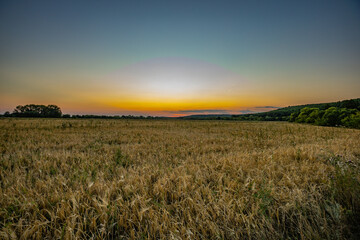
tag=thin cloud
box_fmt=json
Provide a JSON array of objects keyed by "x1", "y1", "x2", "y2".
[
  {"x1": 165, "y1": 107, "x2": 279, "y2": 116},
  {"x1": 167, "y1": 109, "x2": 230, "y2": 114},
  {"x1": 254, "y1": 106, "x2": 279, "y2": 109},
  {"x1": 238, "y1": 110, "x2": 255, "y2": 114}
]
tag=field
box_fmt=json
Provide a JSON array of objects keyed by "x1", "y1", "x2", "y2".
[{"x1": 1, "y1": 119, "x2": 359, "y2": 239}]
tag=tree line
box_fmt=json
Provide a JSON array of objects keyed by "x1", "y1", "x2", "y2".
[
  {"x1": 183, "y1": 99, "x2": 360, "y2": 129},
  {"x1": 1, "y1": 100, "x2": 359, "y2": 128},
  {"x1": 3, "y1": 104, "x2": 62, "y2": 118},
  {"x1": 289, "y1": 107, "x2": 360, "y2": 128},
  {"x1": 1, "y1": 104, "x2": 165, "y2": 119}
]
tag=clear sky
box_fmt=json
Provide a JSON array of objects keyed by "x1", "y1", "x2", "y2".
[{"x1": 0, "y1": 0, "x2": 359, "y2": 116}]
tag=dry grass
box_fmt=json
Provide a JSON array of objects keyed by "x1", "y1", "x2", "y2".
[{"x1": 0, "y1": 119, "x2": 359, "y2": 239}]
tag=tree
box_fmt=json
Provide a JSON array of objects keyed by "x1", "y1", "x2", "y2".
[
  {"x1": 12, "y1": 104, "x2": 62, "y2": 118},
  {"x1": 305, "y1": 108, "x2": 320, "y2": 123},
  {"x1": 289, "y1": 112, "x2": 299, "y2": 122},
  {"x1": 321, "y1": 107, "x2": 341, "y2": 126},
  {"x1": 341, "y1": 99, "x2": 359, "y2": 110},
  {"x1": 342, "y1": 112, "x2": 360, "y2": 129},
  {"x1": 44, "y1": 105, "x2": 62, "y2": 117},
  {"x1": 295, "y1": 107, "x2": 314, "y2": 123}
]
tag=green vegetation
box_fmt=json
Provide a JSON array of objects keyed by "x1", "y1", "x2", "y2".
[
  {"x1": 289, "y1": 107, "x2": 360, "y2": 128},
  {"x1": 182, "y1": 98, "x2": 360, "y2": 128},
  {"x1": 246, "y1": 98, "x2": 360, "y2": 121}
]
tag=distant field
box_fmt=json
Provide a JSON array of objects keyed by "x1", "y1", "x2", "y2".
[{"x1": 1, "y1": 119, "x2": 359, "y2": 239}]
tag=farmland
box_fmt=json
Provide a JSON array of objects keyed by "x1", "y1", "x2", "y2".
[{"x1": 0, "y1": 119, "x2": 359, "y2": 239}]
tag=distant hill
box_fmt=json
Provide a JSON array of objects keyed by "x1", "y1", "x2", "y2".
[
  {"x1": 241, "y1": 98, "x2": 360, "y2": 120},
  {"x1": 181, "y1": 98, "x2": 360, "y2": 121}
]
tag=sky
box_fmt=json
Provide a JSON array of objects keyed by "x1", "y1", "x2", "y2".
[{"x1": 0, "y1": 0, "x2": 359, "y2": 116}]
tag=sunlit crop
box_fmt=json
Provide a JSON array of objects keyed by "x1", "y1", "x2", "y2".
[{"x1": 1, "y1": 119, "x2": 359, "y2": 239}]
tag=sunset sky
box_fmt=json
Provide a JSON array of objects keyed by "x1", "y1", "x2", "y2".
[{"x1": 0, "y1": 0, "x2": 359, "y2": 116}]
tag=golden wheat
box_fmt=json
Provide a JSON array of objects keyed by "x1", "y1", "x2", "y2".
[{"x1": 0, "y1": 119, "x2": 359, "y2": 239}]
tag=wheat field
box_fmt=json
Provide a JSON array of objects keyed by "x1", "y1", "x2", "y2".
[{"x1": 0, "y1": 119, "x2": 359, "y2": 239}]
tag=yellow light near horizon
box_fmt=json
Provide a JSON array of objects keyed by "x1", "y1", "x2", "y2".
[
  {"x1": 104, "y1": 97, "x2": 240, "y2": 111},
  {"x1": 98, "y1": 57, "x2": 253, "y2": 111}
]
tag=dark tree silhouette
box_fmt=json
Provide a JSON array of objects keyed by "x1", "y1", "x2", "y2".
[{"x1": 12, "y1": 104, "x2": 62, "y2": 118}]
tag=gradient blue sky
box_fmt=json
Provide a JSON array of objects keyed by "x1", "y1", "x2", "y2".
[{"x1": 0, "y1": 0, "x2": 359, "y2": 116}]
